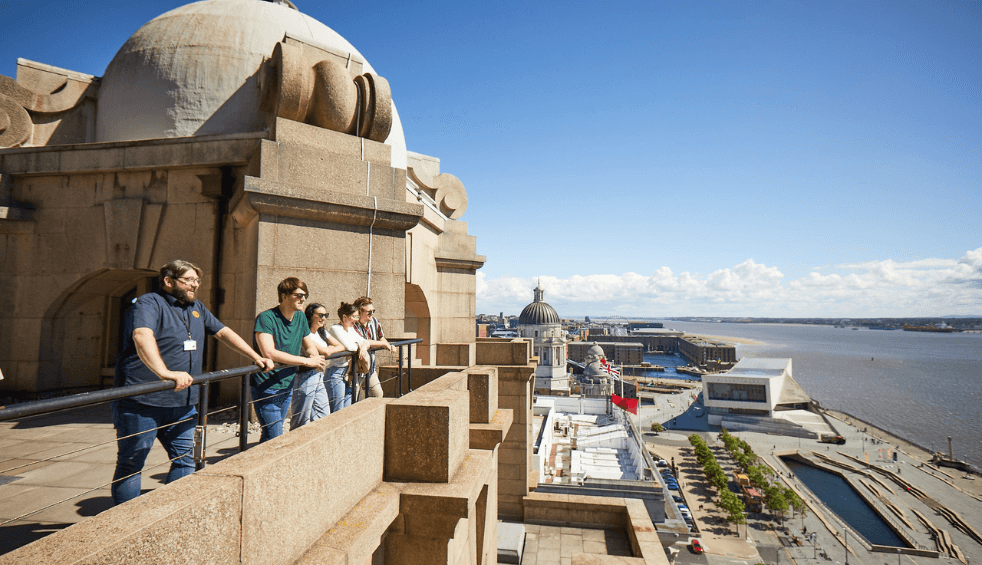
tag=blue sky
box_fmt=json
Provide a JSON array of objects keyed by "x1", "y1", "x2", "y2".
[{"x1": 2, "y1": 0, "x2": 980, "y2": 317}]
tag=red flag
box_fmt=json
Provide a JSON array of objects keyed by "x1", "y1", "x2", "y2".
[{"x1": 612, "y1": 394, "x2": 639, "y2": 415}]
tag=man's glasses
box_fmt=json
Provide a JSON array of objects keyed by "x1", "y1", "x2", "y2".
[
  {"x1": 364, "y1": 309, "x2": 375, "y2": 316},
  {"x1": 175, "y1": 277, "x2": 201, "y2": 286},
  {"x1": 292, "y1": 292, "x2": 308, "y2": 299}
]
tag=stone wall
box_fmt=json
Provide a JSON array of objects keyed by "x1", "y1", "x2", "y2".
[{"x1": 0, "y1": 365, "x2": 512, "y2": 565}]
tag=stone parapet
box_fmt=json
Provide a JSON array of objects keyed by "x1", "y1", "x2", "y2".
[
  {"x1": 485, "y1": 358, "x2": 534, "y2": 521},
  {"x1": 385, "y1": 390, "x2": 469, "y2": 484},
  {"x1": 470, "y1": 409, "x2": 514, "y2": 451},
  {"x1": 524, "y1": 493, "x2": 669, "y2": 565},
  {"x1": 0, "y1": 363, "x2": 515, "y2": 565},
  {"x1": 463, "y1": 366, "x2": 499, "y2": 423},
  {"x1": 378, "y1": 365, "x2": 468, "y2": 397},
  {"x1": 476, "y1": 337, "x2": 532, "y2": 366},
  {"x1": 201, "y1": 398, "x2": 388, "y2": 565},
  {"x1": 0, "y1": 473, "x2": 243, "y2": 565}
]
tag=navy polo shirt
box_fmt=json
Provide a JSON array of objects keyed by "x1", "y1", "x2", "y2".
[{"x1": 114, "y1": 290, "x2": 224, "y2": 407}]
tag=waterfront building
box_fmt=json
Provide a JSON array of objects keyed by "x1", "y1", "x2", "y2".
[
  {"x1": 568, "y1": 341, "x2": 644, "y2": 366},
  {"x1": 627, "y1": 321, "x2": 664, "y2": 330},
  {"x1": 677, "y1": 335, "x2": 737, "y2": 365},
  {"x1": 590, "y1": 330, "x2": 683, "y2": 354},
  {"x1": 702, "y1": 358, "x2": 830, "y2": 438},
  {"x1": 0, "y1": 0, "x2": 485, "y2": 398},
  {"x1": 518, "y1": 283, "x2": 570, "y2": 394}
]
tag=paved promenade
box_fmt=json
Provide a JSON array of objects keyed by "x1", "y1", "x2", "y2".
[{"x1": 645, "y1": 401, "x2": 982, "y2": 565}]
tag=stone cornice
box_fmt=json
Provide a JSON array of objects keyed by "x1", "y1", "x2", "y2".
[
  {"x1": 232, "y1": 176, "x2": 423, "y2": 231},
  {"x1": 434, "y1": 251, "x2": 486, "y2": 272},
  {"x1": 0, "y1": 131, "x2": 267, "y2": 176}
]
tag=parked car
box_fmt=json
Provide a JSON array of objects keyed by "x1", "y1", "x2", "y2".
[
  {"x1": 673, "y1": 495, "x2": 684, "y2": 503},
  {"x1": 691, "y1": 539, "x2": 703, "y2": 554},
  {"x1": 656, "y1": 459, "x2": 669, "y2": 467}
]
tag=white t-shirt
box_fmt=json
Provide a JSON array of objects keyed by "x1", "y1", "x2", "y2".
[
  {"x1": 297, "y1": 330, "x2": 329, "y2": 376},
  {"x1": 328, "y1": 324, "x2": 365, "y2": 367}
]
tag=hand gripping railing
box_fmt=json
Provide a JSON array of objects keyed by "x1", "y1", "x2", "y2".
[{"x1": 343, "y1": 338, "x2": 422, "y2": 403}]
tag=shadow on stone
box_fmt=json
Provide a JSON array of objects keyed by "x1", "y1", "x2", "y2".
[{"x1": 0, "y1": 522, "x2": 72, "y2": 555}]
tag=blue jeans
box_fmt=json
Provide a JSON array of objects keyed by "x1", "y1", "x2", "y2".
[
  {"x1": 251, "y1": 385, "x2": 293, "y2": 443},
  {"x1": 111, "y1": 400, "x2": 197, "y2": 506},
  {"x1": 290, "y1": 368, "x2": 329, "y2": 429},
  {"x1": 324, "y1": 365, "x2": 352, "y2": 413}
]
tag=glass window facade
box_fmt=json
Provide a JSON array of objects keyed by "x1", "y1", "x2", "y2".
[{"x1": 706, "y1": 382, "x2": 767, "y2": 403}]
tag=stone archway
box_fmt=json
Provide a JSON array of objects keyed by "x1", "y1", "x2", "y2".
[
  {"x1": 37, "y1": 269, "x2": 157, "y2": 391},
  {"x1": 404, "y1": 283, "x2": 431, "y2": 366}
]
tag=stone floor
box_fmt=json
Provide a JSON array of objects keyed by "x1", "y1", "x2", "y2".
[
  {"x1": 516, "y1": 524, "x2": 633, "y2": 565},
  {"x1": 0, "y1": 403, "x2": 248, "y2": 555}
]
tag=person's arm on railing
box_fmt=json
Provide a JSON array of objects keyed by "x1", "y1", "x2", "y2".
[
  {"x1": 365, "y1": 336, "x2": 396, "y2": 353},
  {"x1": 132, "y1": 328, "x2": 194, "y2": 391},
  {"x1": 329, "y1": 325, "x2": 370, "y2": 363},
  {"x1": 328, "y1": 324, "x2": 359, "y2": 351},
  {"x1": 315, "y1": 334, "x2": 346, "y2": 358},
  {"x1": 255, "y1": 333, "x2": 326, "y2": 371},
  {"x1": 214, "y1": 327, "x2": 274, "y2": 372}
]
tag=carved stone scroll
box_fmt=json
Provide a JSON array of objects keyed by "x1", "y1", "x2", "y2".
[
  {"x1": 408, "y1": 167, "x2": 469, "y2": 220},
  {"x1": 0, "y1": 73, "x2": 98, "y2": 148},
  {"x1": 0, "y1": 94, "x2": 32, "y2": 148},
  {"x1": 262, "y1": 42, "x2": 393, "y2": 143}
]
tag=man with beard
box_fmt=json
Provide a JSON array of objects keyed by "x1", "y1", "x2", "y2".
[{"x1": 111, "y1": 259, "x2": 273, "y2": 505}]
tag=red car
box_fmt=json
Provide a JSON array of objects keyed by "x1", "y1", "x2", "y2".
[{"x1": 691, "y1": 539, "x2": 704, "y2": 554}]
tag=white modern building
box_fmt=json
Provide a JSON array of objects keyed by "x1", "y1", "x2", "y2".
[{"x1": 703, "y1": 358, "x2": 812, "y2": 421}]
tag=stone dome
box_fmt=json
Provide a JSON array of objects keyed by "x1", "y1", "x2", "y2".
[
  {"x1": 95, "y1": 0, "x2": 407, "y2": 169},
  {"x1": 518, "y1": 283, "x2": 560, "y2": 326},
  {"x1": 586, "y1": 344, "x2": 605, "y2": 359}
]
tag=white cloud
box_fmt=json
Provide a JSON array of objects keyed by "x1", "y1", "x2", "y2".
[{"x1": 476, "y1": 248, "x2": 982, "y2": 317}]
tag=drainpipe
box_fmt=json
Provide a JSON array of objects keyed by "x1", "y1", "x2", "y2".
[{"x1": 207, "y1": 166, "x2": 234, "y2": 390}]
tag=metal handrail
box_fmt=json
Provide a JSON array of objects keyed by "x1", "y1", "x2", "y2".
[
  {"x1": 0, "y1": 337, "x2": 424, "y2": 536},
  {"x1": 0, "y1": 338, "x2": 424, "y2": 461},
  {"x1": 0, "y1": 364, "x2": 261, "y2": 422}
]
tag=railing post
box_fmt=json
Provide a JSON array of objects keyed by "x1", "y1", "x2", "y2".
[
  {"x1": 397, "y1": 345, "x2": 404, "y2": 398},
  {"x1": 194, "y1": 381, "x2": 210, "y2": 471},
  {"x1": 407, "y1": 342, "x2": 413, "y2": 393},
  {"x1": 350, "y1": 351, "x2": 360, "y2": 404},
  {"x1": 239, "y1": 372, "x2": 251, "y2": 452}
]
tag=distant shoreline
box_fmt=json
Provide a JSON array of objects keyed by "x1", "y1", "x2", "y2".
[{"x1": 684, "y1": 333, "x2": 764, "y2": 346}]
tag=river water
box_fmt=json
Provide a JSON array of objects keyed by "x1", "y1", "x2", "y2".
[{"x1": 651, "y1": 321, "x2": 982, "y2": 469}]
